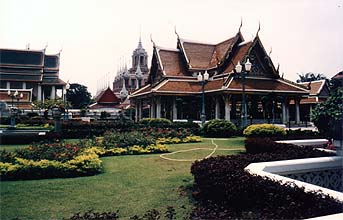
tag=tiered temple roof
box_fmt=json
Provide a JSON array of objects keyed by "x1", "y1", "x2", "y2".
[
  {"x1": 131, "y1": 31, "x2": 308, "y2": 98},
  {"x1": 0, "y1": 48, "x2": 65, "y2": 86}
]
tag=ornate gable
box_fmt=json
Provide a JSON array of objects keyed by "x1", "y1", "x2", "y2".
[
  {"x1": 148, "y1": 48, "x2": 165, "y2": 86},
  {"x1": 246, "y1": 37, "x2": 279, "y2": 78}
]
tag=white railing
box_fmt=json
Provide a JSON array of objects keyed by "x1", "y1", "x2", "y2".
[{"x1": 244, "y1": 156, "x2": 343, "y2": 202}]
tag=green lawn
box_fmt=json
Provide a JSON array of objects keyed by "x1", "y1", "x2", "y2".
[{"x1": 0, "y1": 137, "x2": 245, "y2": 220}]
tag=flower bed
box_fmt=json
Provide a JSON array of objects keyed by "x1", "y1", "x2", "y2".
[
  {"x1": 0, "y1": 148, "x2": 102, "y2": 181},
  {"x1": 0, "y1": 131, "x2": 201, "y2": 180},
  {"x1": 190, "y1": 141, "x2": 341, "y2": 219}
]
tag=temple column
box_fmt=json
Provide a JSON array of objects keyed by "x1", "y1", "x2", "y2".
[
  {"x1": 135, "y1": 100, "x2": 139, "y2": 122},
  {"x1": 156, "y1": 97, "x2": 161, "y2": 118},
  {"x1": 50, "y1": 86, "x2": 56, "y2": 100},
  {"x1": 282, "y1": 101, "x2": 287, "y2": 124},
  {"x1": 172, "y1": 97, "x2": 177, "y2": 121},
  {"x1": 22, "y1": 82, "x2": 26, "y2": 89},
  {"x1": 6, "y1": 82, "x2": 10, "y2": 89},
  {"x1": 139, "y1": 100, "x2": 143, "y2": 120},
  {"x1": 224, "y1": 96, "x2": 231, "y2": 121},
  {"x1": 150, "y1": 97, "x2": 156, "y2": 118},
  {"x1": 215, "y1": 97, "x2": 220, "y2": 119},
  {"x1": 37, "y1": 85, "x2": 42, "y2": 101},
  {"x1": 295, "y1": 98, "x2": 301, "y2": 124}
]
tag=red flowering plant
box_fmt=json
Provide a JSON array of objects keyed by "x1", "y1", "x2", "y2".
[{"x1": 15, "y1": 141, "x2": 85, "y2": 162}]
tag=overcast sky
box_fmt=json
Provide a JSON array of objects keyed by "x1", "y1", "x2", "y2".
[{"x1": 1, "y1": 0, "x2": 342, "y2": 96}]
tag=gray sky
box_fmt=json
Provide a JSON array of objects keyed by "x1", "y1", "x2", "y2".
[{"x1": 1, "y1": 0, "x2": 342, "y2": 96}]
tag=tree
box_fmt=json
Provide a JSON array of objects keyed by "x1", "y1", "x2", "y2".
[
  {"x1": 296, "y1": 72, "x2": 326, "y2": 83},
  {"x1": 66, "y1": 83, "x2": 92, "y2": 109},
  {"x1": 311, "y1": 87, "x2": 342, "y2": 139}
]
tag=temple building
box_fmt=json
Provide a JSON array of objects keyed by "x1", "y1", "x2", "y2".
[
  {"x1": 0, "y1": 47, "x2": 66, "y2": 109},
  {"x1": 130, "y1": 28, "x2": 310, "y2": 126},
  {"x1": 113, "y1": 37, "x2": 149, "y2": 98},
  {"x1": 293, "y1": 80, "x2": 330, "y2": 122},
  {"x1": 89, "y1": 87, "x2": 121, "y2": 110}
]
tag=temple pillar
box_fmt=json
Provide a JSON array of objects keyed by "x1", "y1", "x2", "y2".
[
  {"x1": 50, "y1": 86, "x2": 56, "y2": 100},
  {"x1": 224, "y1": 96, "x2": 231, "y2": 121},
  {"x1": 6, "y1": 82, "x2": 10, "y2": 89},
  {"x1": 215, "y1": 97, "x2": 220, "y2": 119},
  {"x1": 156, "y1": 97, "x2": 161, "y2": 118},
  {"x1": 172, "y1": 97, "x2": 177, "y2": 121},
  {"x1": 295, "y1": 98, "x2": 301, "y2": 124},
  {"x1": 22, "y1": 82, "x2": 26, "y2": 89},
  {"x1": 139, "y1": 100, "x2": 143, "y2": 120},
  {"x1": 282, "y1": 101, "x2": 287, "y2": 124},
  {"x1": 135, "y1": 100, "x2": 139, "y2": 122},
  {"x1": 150, "y1": 98, "x2": 156, "y2": 118},
  {"x1": 37, "y1": 85, "x2": 42, "y2": 101}
]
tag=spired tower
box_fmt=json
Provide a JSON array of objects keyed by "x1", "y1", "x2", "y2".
[{"x1": 113, "y1": 36, "x2": 149, "y2": 96}]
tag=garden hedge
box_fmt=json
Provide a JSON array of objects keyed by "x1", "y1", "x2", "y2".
[
  {"x1": 190, "y1": 142, "x2": 340, "y2": 219},
  {"x1": 202, "y1": 119, "x2": 237, "y2": 138},
  {"x1": 0, "y1": 148, "x2": 102, "y2": 181},
  {"x1": 243, "y1": 123, "x2": 286, "y2": 137}
]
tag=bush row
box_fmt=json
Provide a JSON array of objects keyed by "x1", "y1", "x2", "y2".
[
  {"x1": 60, "y1": 120, "x2": 200, "y2": 139},
  {"x1": 65, "y1": 207, "x2": 178, "y2": 220},
  {"x1": 0, "y1": 148, "x2": 102, "y2": 181},
  {"x1": 190, "y1": 142, "x2": 339, "y2": 219}
]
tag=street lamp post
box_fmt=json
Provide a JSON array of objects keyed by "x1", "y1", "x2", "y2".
[
  {"x1": 7, "y1": 90, "x2": 20, "y2": 129},
  {"x1": 235, "y1": 58, "x2": 252, "y2": 128},
  {"x1": 65, "y1": 82, "x2": 70, "y2": 120},
  {"x1": 197, "y1": 70, "x2": 209, "y2": 126}
]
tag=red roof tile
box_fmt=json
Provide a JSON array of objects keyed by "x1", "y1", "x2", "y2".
[
  {"x1": 95, "y1": 88, "x2": 120, "y2": 103},
  {"x1": 227, "y1": 78, "x2": 308, "y2": 93},
  {"x1": 298, "y1": 80, "x2": 325, "y2": 95},
  {"x1": 224, "y1": 42, "x2": 252, "y2": 73},
  {"x1": 182, "y1": 41, "x2": 215, "y2": 69},
  {"x1": 158, "y1": 49, "x2": 188, "y2": 77},
  {"x1": 181, "y1": 36, "x2": 237, "y2": 70}
]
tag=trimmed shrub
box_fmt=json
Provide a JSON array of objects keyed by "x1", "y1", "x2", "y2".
[
  {"x1": 0, "y1": 149, "x2": 102, "y2": 180},
  {"x1": 157, "y1": 136, "x2": 202, "y2": 144},
  {"x1": 26, "y1": 112, "x2": 39, "y2": 117},
  {"x1": 190, "y1": 146, "x2": 338, "y2": 219},
  {"x1": 245, "y1": 137, "x2": 295, "y2": 154},
  {"x1": 202, "y1": 119, "x2": 237, "y2": 138},
  {"x1": 283, "y1": 129, "x2": 323, "y2": 140},
  {"x1": 243, "y1": 123, "x2": 286, "y2": 137},
  {"x1": 102, "y1": 131, "x2": 156, "y2": 149},
  {"x1": 139, "y1": 118, "x2": 172, "y2": 127}
]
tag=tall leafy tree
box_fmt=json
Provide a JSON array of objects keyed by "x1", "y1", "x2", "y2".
[
  {"x1": 66, "y1": 83, "x2": 92, "y2": 109},
  {"x1": 311, "y1": 87, "x2": 342, "y2": 139},
  {"x1": 296, "y1": 72, "x2": 326, "y2": 83}
]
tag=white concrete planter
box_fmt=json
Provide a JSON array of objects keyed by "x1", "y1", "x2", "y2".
[{"x1": 245, "y1": 156, "x2": 343, "y2": 219}]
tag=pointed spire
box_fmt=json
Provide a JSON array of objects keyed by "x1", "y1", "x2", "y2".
[
  {"x1": 150, "y1": 34, "x2": 156, "y2": 47},
  {"x1": 277, "y1": 63, "x2": 280, "y2": 73},
  {"x1": 256, "y1": 21, "x2": 261, "y2": 37},
  {"x1": 174, "y1": 26, "x2": 180, "y2": 39},
  {"x1": 138, "y1": 30, "x2": 143, "y2": 49},
  {"x1": 238, "y1": 17, "x2": 243, "y2": 33},
  {"x1": 120, "y1": 78, "x2": 128, "y2": 100},
  {"x1": 135, "y1": 62, "x2": 143, "y2": 79}
]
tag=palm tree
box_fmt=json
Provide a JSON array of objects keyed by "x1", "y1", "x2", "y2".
[{"x1": 296, "y1": 72, "x2": 326, "y2": 83}]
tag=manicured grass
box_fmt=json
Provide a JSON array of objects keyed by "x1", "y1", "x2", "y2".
[{"x1": 0, "y1": 137, "x2": 245, "y2": 220}]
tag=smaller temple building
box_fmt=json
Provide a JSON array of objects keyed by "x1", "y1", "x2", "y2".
[
  {"x1": 0, "y1": 47, "x2": 66, "y2": 109},
  {"x1": 294, "y1": 80, "x2": 330, "y2": 122}
]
